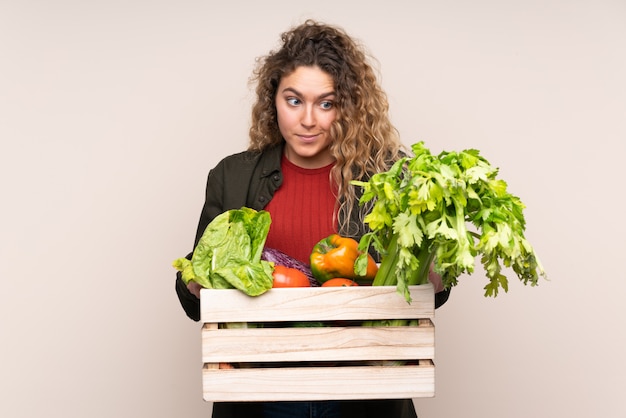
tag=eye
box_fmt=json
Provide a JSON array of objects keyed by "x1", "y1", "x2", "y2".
[
  {"x1": 286, "y1": 97, "x2": 301, "y2": 106},
  {"x1": 320, "y1": 100, "x2": 333, "y2": 110}
]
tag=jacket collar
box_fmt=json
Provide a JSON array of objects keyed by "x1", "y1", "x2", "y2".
[{"x1": 259, "y1": 143, "x2": 284, "y2": 177}]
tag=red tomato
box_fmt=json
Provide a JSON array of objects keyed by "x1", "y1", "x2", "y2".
[
  {"x1": 321, "y1": 278, "x2": 359, "y2": 287},
  {"x1": 272, "y1": 265, "x2": 311, "y2": 288}
]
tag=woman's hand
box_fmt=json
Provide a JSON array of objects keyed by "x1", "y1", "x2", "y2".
[{"x1": 187, "y1": 281, "x2": 204, "y2": 299}]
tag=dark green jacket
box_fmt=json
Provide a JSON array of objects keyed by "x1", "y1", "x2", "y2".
[{"x1": 175, "y1": 144, "x2": 284, "y2": 321}]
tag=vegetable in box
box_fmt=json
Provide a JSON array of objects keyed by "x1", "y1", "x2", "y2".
[
  {"x1": 172, "y1": 207, "x2": 274, "y2": 296},
  {"x1": 352, "y1": 141, "x2": 547, "y2": 302}
]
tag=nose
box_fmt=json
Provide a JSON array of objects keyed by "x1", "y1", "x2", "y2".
[{"x1": 301, "y1": 106, "x2": 316, "y2": 128}]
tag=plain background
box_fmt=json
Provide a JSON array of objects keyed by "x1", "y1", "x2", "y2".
[{"x1": 1, "y1": 0, "x2": 624, "y2": 417}]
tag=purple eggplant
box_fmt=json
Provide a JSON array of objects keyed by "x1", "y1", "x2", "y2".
[{"x1": 261, "y1": 247, "x2": 320, "y2": 287}]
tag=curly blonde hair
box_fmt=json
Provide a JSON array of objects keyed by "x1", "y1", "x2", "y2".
[{"x1": 248, "y1": 20, "x2": 403, "y2": 236}]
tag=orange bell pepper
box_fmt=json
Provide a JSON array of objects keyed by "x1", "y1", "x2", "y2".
[{"x1": 310, "y1": 234, "x2": 378, "y2": 284}]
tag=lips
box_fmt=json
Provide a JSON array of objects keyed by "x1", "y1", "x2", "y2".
[{"x1": 297, "y1": 133, "x2": 320, "y2": 142}]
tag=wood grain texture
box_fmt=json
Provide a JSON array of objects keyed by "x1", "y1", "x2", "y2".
[
  {"x1": 199, "y1": 285, "x2": 436, "y2": 401},
  {"x1": 200, "y1": 284, "x2": 434, "y2": 322},
  {"x1": 202, "y1": 321, "x2": 434, "y2": 362},
  {"x1": 202, "y1": 364, "x2": 435, "y2": 401}
]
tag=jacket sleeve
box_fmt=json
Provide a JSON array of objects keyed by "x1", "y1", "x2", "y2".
[
  {"x1": 193, "y1": 151, "x2": 265, "y2": 246},
  {"x1": 194, "y1": 166, "x2": 227, "y2": 247},
  {"x1": 435, "y1": 287, "x2": 451, "y2": 309},
  {"x1": 175, "y1": 164, "x2": 226, "y2": 322},
  {"x1": 175, "y1": 152, "x2": 259, "y2": 322}
]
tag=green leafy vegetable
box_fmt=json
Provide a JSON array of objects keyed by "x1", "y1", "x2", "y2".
[
  {"x1": 352, "y1": 141, "x2": 546, "y2": 302},
  {"x1": 172, "y1": 207, "x2": 274, "y2": 296}
]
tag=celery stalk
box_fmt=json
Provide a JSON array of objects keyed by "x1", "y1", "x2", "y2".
[{"x1": 352, "y1": 141, "x2": 546, "y2": 302}]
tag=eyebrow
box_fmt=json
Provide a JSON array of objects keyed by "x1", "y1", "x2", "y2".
[{"x1": 280, "y1": 87, "x2": 336, "y2": 99}]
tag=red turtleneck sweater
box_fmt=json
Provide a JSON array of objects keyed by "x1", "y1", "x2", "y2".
[{"x1": 264, "y1": 155, "x2": 337, "y2": 265}]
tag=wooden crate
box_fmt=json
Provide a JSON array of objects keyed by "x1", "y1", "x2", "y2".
[{"x1": 200, "y1": 284, "x2": 435, "y2": 402}]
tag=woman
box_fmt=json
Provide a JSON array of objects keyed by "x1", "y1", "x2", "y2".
[{"x1": 175, "y1": 19, "x2": 449, "y2": 418}]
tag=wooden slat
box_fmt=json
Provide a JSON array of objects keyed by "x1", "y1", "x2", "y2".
[
  {"x1": 202, "y1": 365, "x2": 435, "y2": 402},
  {"x1": 199, "y1": 284, "x2": 436, "y2": 401},
  {"x1": 200, "y1": 284, "x2": 434, "y2": 323},
  {"x1": 202, "y1": 322, "x2": 434, "y2": 363}
]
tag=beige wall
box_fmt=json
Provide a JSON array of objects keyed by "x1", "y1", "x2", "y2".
[{"x1": 1, "y1": 0, "x2": 624, "y2": 417}]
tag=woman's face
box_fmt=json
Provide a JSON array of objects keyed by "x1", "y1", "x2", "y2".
[{"x1": 275, "y1": 66, "x2": 337, "y2": 169}]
